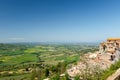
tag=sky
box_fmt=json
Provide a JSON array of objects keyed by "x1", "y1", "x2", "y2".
[{"x1": 0, "y1": 0, "x2": 120, "y2": 43}]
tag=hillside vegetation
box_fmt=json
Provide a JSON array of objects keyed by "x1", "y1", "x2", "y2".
[{"x1": 0, "y1": 43, "x2": 98, "y2": 80}]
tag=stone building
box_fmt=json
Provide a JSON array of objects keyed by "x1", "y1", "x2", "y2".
[
  {"x1": 99, "y1": 38, "x2": 120, "y2": 61},
  {"x1": 67, "y1": 38, "x2": 120, "y2": 77}
]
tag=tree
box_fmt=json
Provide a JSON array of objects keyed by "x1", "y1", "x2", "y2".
[
  {"x1": 45, "y1": 68, "x2": 49, "y2": 77},
  {"x1": 31, "y1": 68, "x2": 37, "y2": 80},
  {"x1": 31, "y1": 67, "x2": 42, "y2": 80},
  {"x1": 65, "y1": 73, "x2": 70, "y2": 80},
  {"x1": 51, "y1": 73, "x2": 60, "y2": 80}
]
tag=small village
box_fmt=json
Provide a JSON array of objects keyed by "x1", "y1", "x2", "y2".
[{"x1": 67, "y1": 38, "x2": 120, "y2": 79}]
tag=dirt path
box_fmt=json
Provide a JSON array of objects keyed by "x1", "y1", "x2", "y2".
[{"x1": 107, "y1": 68, "x2": 120, "y2": 80}]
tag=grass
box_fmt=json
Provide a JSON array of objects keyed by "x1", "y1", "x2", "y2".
[
  {"x1": 0, "y1": 74, "x2": 30, "y2": 80},
  {"x1": 24, "y1": 46, "x2": 55, "y2": 53},
  {"x1": 55, "y1": 55, "x2": 65, "y2": 60},
  {"x1": 0, "y1": 54, "x2": 38, "y2": 65},
  {"x1": 67, "y1": 55, "x2": 80, "y2": 64}
]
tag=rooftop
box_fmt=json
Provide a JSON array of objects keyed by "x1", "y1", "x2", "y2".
[{"x1": 107, "y1": 38, "x2": 120, "y2": 41}]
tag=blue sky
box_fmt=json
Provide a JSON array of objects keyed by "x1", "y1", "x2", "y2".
[{"x1": 0, "y1": 0, "x2": 120, "y2": 43}]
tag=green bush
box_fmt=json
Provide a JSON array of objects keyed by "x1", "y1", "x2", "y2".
[
  {"x1": 51, "y1": 74, "x2": 60, "y2": 80},
  {"x1": 74, "y1": 75, "x2": 80, "y2": 80}
]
